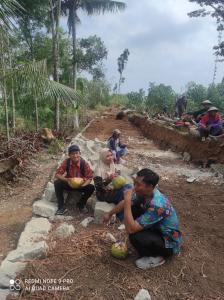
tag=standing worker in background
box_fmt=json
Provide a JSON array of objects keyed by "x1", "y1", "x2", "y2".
[{"x1": 175, "y1": 95, "x2": 187, "y2": 118}]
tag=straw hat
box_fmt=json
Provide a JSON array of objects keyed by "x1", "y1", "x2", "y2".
[
  {"x1": 207, "y1": 106, "x2": 219, "y2": 112},
  {"x1": 202, "y1": 100, "x2": 212, "y2": 105}
]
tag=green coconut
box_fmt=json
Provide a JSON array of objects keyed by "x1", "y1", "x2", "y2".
[
  {"x1": 111, "y1": 242, "x2": 128, "y2": 259},
  {"x1": 112, "y1": 176, "x2": 126, "y2": 190}
]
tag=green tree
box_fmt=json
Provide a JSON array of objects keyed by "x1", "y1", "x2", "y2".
[
  {"x1": 76, "y1": 35, "x2": 107, "y2": 77},
  {"x1": 61, "y1": 0, "x2": 126, "y2": 91},
  {"x1": 185, "y1": 81, "x2": 207, "y2": 110},
  {"x1": 50, "y1": 0, "x2": 61, "y2": 130},
  {"x1": 117, "y1": 48, "x2": 130, "y2": 93},
  {"x1": 61, "y1": 0, "x2": 125, "y2": 129},
  {"x1": 0, "y1": 0, "x2": 23, "y2": 139},
  {"x1": 16, "y1": 0, "x2": 49, "y2": 59},
  {"x1": 188, "y1": 1, "x2": 224, "y2": 57},
  {"x1": 0, "y1": 0, "x2": 23, "y2": 33},
  {"x1": 207, "y1": 83, "x2": 224, "y2": 112},
  {"x1": 146, "y1": 82, "x2": 177, "y2": 114},
  {"x1": 127, "y1": 89, "x2": 145, "y2": 111}
]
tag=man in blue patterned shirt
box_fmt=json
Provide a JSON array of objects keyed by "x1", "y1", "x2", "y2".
[{"x1": 104, "y1": 168, "x2": 182, "y2": 269}]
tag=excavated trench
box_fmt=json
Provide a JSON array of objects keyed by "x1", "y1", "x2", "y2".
[{"x1": 129, "y1": 114, "x2": 224, "y2": 164}]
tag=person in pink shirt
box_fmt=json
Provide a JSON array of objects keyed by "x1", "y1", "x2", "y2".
[{"x1": 199, "y1": 107, "x2": 223, "y2": 141}]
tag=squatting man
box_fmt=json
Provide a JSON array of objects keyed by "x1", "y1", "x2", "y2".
[{"x1": 104, "y1": 168, "x2": 182, "y2": 269}]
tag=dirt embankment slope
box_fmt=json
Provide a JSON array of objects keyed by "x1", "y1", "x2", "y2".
[{"x1": 129, "y1": 115, "x2": 224, "y2": 164}]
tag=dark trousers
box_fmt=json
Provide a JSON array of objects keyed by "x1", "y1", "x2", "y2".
[
  {"x1": 54, "y1": 180, "x2": 95, "y2": 209},
  {"x1": 199, "y1": 126, "x2": 223, "y2": 138},
  {"x1": 129, "y1": 205, "x2": 173, "y2": 258}
]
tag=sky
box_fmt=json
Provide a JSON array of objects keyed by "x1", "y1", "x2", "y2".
[{"x1": 61, "y1": 0, "x2": 223, "y2": 94}]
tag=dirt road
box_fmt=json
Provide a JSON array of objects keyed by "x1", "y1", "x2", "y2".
[{"x1": 12, "y1": 109, "x2": 224, "y2": 300}]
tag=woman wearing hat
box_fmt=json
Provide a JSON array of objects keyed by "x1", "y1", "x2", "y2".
[
  {"x1": 107, "y1": 129, "x2": 128, "y2": 163},
  {"x1": 199, "y1": 106, "x2": 223, "y2": 141},
  {"x1": 187, "y1": 100, "x2": 212, "y2": 122}
]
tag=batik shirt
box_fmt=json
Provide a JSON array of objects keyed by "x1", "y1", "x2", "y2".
[{"x1": 133, "y1": 189, "x2": 182, "y2": 254}]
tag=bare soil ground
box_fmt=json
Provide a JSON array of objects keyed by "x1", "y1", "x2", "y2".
[
  {"x1": 8, "y1": 108, "x2": 224, "y2": 300},
  {"x1": 0, "y1": 152, "x2": 58, "y2": 264}
]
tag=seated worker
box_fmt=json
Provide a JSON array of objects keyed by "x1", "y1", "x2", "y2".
[
  {"x1": 94, "y1": 149, "x2": 132, "y2": 208},
  {"x1": 199, "y1": 106, "x2": 223, "y2": 141},
  {"x1": 104, "y1": 168, "x2": 182, "y2": 269},
  {"x1": 54, "y1": 144, "x2": 94, "y2": 215},
  {"x1": 187, "y1": 100, "x2": 212, "y2": 123},
  {"x1": 107, "y1": 129, "x2": 128, "y2": 164}
]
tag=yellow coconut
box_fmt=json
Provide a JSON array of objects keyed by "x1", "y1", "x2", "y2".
[
  {"x1": 112, "y1": 176, "x2": 126, "y2": 190},
  {"x1": 111, "y1": 242, "x2": 128, "y2": 259},
  {"x1": 68, "y1": 177, "x2": 84, "y2": 188}
]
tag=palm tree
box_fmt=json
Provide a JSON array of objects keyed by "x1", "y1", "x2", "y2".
[
  {"x1": 61, "y1": 0, "x2": 126, "y2": 128},
  {"x1": 0, "y1": 0, "x2": 23, "y2": 32},
  {"x1": 0, "y1": 0, "x2": 81, "y2": 136},
  {"x1": 61, "y1": 0, "x2": 126, "y2": 91},
  {"x1": 50, "y1": 0, "x2": 62, "y2": 131}
]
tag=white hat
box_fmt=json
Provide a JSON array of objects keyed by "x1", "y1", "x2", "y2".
[
  {"x1": 207, "y1": 106, "x2": 219, "y2": 112},
  {"x1": 202, "y1": 100, "x2": 212, "y2": 105}
]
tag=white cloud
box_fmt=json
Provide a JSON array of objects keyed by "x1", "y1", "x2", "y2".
[{"x1": 61, "y1": 0, "x2": 223, "y2": 93}]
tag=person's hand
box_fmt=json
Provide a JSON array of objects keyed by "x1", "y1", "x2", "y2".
[
  {"x1": 67, "y1": 178, "x2": 73, "y2": 187},
  {"x1": 196, "y1": 114, "x2": 202, "y2": 121},
  {"x1": 108, "y1": 173, "x2": 116, "y2": 180},
  {"x1": 124, "y1": 189, "x2": 133, "y2": 200},
  {"x1": 207, "y1": 125, "x2": 212, "y2": 131},
  {"x1": 103, "y1": 213, "x2": 111, "y2": 224},
  {"x1": 65, "y1": 177, "x2": 70, "y2": 184}
]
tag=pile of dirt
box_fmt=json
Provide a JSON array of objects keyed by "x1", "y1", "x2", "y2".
[{"x1": 129, "y1": 115, "x2": 224, "y2": 164}]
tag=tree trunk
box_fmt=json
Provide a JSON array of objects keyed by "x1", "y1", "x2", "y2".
[
  {"x1": 8, "y1": 42, "x2": 16, "y2": 134},
  {"x1": 50, "y1": 0, "x2": 61, "y2": 131},
  {"x1": 71, "y1": 3, "x2": 79, "y2": 129},
  {"x1": 0, "y1": 35, "x2": 10, "y2": 141},
  {"x1": 118, "y1": 73, "x2": 122, "y2": 93},
  {"x1": 3, "y1": 84, "x2": 9, "y2": 141},
  {"x1": 71, "y1": 4, "x2": 77, "y2": 91},
  {"x1": 56, "y1": 0, "x2": 61, "y2": 131},
  {"x1": 11, "y1": 81, "x2": 16, "y2": 134},
  {"x1": 34, "y1": 95, "x2": 39, "y2": 131}
]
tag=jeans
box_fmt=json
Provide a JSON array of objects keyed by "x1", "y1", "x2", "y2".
[
  {"x1": 112, "y1": 147, "x2": 128, "y2": 161},
  {"x1": 129, "y1": 205, "x2": 173, "y2": 258},
  {"x1": 54, "y1": 180, "x2": 94, "y2": 209}
]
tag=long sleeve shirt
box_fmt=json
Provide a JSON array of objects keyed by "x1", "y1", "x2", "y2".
[{"x1": 199, "y1": 112, "x2": 222, "y2": 128}]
